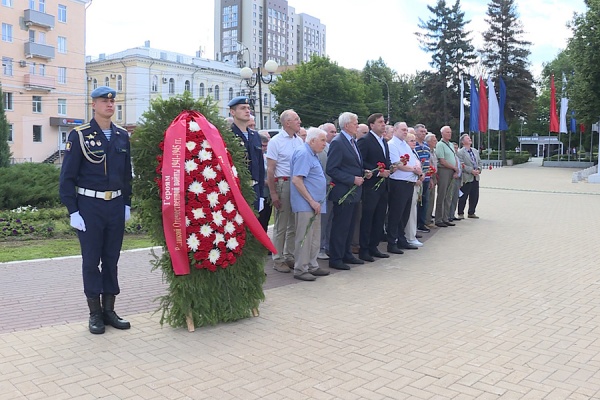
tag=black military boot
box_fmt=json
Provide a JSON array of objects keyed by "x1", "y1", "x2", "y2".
[
  {"x1": 102, "y1": 294, "x2": 131, "y2": 330},
  {"x1": 87, "y1": 297, "x2": 105, "y2": 334}
]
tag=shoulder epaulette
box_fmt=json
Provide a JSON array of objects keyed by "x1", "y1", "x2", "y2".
[
  {"x1": 114, "y1": 123, "x2": 127, "y2": 132},
  {"x1": 75, "y1": 123, "x2": 90, "y2": 132}
]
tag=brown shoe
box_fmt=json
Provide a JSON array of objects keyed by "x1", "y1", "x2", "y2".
[
  {"x1": 273, "y1": 263, "x2": 291, "y2": 273},
  {"x1": 294, "y1": 272, "x2": 316, "y2": 281},
  {"x1": 351, "y1": 245, "x2": 360, "y2": 254}
]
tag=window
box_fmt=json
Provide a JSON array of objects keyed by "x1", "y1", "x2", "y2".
[
  {"x1": 57, "y1": 98, "x2": 66, "y2": 115},
  {"x1": 2, "y1": 0, "x2": 13, "y2": 6},
  {"x1": 38, "y1": 0, "x2": 45, "y2": 12},
  {"x1": 151, "y1": 75, "x2": 158, "y2": 92},
  {"x1": 29, "y1": 29, "x2": 35, "y2": 43},
  {"x1": 29, "y1": 62, "x2": 36, "y2": 74},
  {"x1": 263, "y1": 93, "x2": 268, "y2": 106},
  {"x1": 58, "y1": 66, "x2": 66, "y2": 83},
  {"x1": 93, "y1": 78, "x2": 98, "y2": 89},
  {"x1": 7, "y1": 124, "x2": 12, "y2": 142},
  {"x1": 29, "y1": 0, "x2": 34, "y2": 9},
  {"x1": 33, "y1": 125, "x2": 42, "y2": 142},
  {"x1": 39, "y1": 63, "x2": 45, "y2": 76},
  {"x1": 57, "y1": 36, "x2": 66, "y2": 53},
  {"x1": 104, "y1": 77, "x2": 109, "y2": 86},
  {"x1": 38, "y1": 31, "x2": 46, "y2": 44},
  {"x1": 199, "y1": 83, "x2": 205, "y2": 97},
  {"x1": 2, "y1": 23, "x2": 12, "y2": 42},
  {"x1": 2, "y1": 57, "x2": 12, "y2": 76},
  {"x1": 32, "y1": 96, "x2": 42, "y2": 113},
  {"x1": 168, "y1": 78, "x2": 175, "y2": 94},
  {"x1": 214, "y1": 85, "x2": 220, "y2": 100},
  {"x1": 116, "y1": 105, "x2": 123, "y2": 121},
  {"x1": 117, "y1": 75, "x2": 122, "y2": 91},
  {"x1": 3, "y1": 92, "x2": 13, "y2": 110},
  {"x1": 240, "y1": 89, "x2": 245, "y2": 97},
  {"x1": 184, "y1": 80, "x2": 190, "y2": 92},
  {"x1": 228, "y1": 87, "x2": 233, "y2": 101},
  {"x1": 58, "y1": 4, "x2": 66, "y2": 22}
]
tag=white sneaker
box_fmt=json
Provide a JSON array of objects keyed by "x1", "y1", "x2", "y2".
[
  {"x1": 407, "y1": 240, "x2": 423, "y2": 247},
  {"x1": 317, "y1": 252, "x2": 329, "y2": 260}
]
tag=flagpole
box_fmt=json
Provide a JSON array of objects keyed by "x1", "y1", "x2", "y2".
[{"x1": 568, "y1": 130, "x2": 572, "y2": 161}]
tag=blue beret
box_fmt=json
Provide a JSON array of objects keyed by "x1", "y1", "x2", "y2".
[
  {"x1": 91, "y1": 86, "x2": 116, "y2": 99},
  {"x1": 228, "y1": 96, "x2": 251, "y2": 107}
]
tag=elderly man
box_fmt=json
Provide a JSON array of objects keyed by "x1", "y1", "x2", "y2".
[
  {"x1": 356, "y1": 113, "x2": 391, "y2": 262},
  {"x1": 434, "y1": 126, "x2": 458, "y2": 228},
  {"x1": 357, "y1": 123, "x2": 369, "y2": 140},
  {"x1": 424, "y1": 133, "x2": 438, "y2": 228},
  {"x1": 229, "y1": 96, "x2": 264, "y2": 210},
  {"x1": 317, "y1": 122, "x2": 337, "y2": 260},
  {"x1": 326, "y1": 112, "x2": 372, "y2": 270},
  {"x1": 414, "y1": 123, "x2": 431, "y2": 233},
  {"x1": 290, "y1": 127, "x2": 331, "y2": 281},
  {"x1": 266, "y1": 109, "x2": 304, "y2": 272},
  {"x1": 387, "y1": 122, "x2": 421, "y2": 253},
  {"x1": 298, "y1": 127, "x2": 307, "y2": 142},
  {"x1": 457, "y1": 134, "x2": 482, "y2": 219}
]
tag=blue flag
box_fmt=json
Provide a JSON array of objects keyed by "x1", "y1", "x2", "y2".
[
  {"x1": 499, "y1": 77, "x2": 509, "y2": 131},
  {"x1": 469, "y1": 77, "x2": 479, "y2": 132},
  {"x1": 570, "y1": 110, "x2": 576, "y2": 133}
]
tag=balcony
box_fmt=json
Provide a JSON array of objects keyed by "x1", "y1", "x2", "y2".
[
  {"x1": 24, "y1": 42, "x2": 55, "y2": 60},
  {"x1": 24, "y1": 74, "x2": 55, "y2": 91},
  {"x1": 24, "y1": 9, "x2": 55, "y2": 30}
]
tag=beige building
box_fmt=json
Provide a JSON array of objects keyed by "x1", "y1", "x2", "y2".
[
  {"x1": 1, "y1": 0, "x2": 89, "y2": 163},
  {"x1": 86, "y1": 42, "x2": 279, "y2": 131}
]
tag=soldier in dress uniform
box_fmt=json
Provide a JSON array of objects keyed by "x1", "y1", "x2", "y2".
[
  {"x1": 59, "y1": 86, "x2": 132, "y2": 335},
  {"x1": 228, "y1": 96, "x2": 265, "y2": 210}
]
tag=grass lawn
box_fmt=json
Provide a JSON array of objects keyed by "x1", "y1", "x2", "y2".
[{"x1": 0, "y1": 235, "x2": 155, "y2": 263}]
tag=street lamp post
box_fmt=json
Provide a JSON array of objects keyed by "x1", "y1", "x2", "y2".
[
  {"x1": 240, "y1": 60, "x2": 279, "y2": 130},
  {"x1": 369, "y1": 74, "x2": 390, "y2": 123}
]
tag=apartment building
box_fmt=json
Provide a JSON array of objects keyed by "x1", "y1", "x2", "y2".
[
  {"x1": 214, "y1": 0, "x2": 326, "y2": 68},
  {"x1": 1, "y1": 0, "x2": 89, "y2": 163},
  {"x1": 86, "y1": 41, "x2": 278, "y2": 131}
]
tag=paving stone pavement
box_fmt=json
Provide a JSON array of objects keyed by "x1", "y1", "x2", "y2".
[{"x1": 2, "y1": 157, "x2": 600, "y2": 399}]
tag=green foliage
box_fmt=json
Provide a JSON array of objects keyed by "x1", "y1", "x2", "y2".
[
  {"x1": 0, "y1": 163, "x2": 61, "y2": 209},
  {"x1": 270, "y1": 55, "x2": 370, "y2": 126},
  {"x1": 0, "y1": 84, "x2": 13, "y2": 168},
  {"x1": 131, "y1": 92, "x2": 266, "y2": 329}
]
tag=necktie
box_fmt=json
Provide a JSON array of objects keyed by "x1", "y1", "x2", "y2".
[
  {"x1": 351, "y1": 138, "x2": 360, "y2": 159},
  {"x1": 468, "y1": 149, "x2": 476, "y2": 165}
]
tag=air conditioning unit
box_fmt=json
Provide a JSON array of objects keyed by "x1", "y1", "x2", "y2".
[
  {"x1": 162, "y1": 77, "x2": 168, "y2": 84},
  {"x1": 110, "y1": 74, "x2": 116, "y2": 78},
  {"x1": 19, "y1": 60, "x2": 27, "y2": 67},
  {"x1": 87, "y1": 77, "x2": 93, "y2": 81}
]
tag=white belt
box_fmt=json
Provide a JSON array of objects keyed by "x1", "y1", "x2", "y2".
[{"x1": 77, "y1": 187, "x2": 122, "y2": 200}]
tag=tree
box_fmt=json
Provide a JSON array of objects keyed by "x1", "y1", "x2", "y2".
[
  {"x1": 415, "y1": 0, "x2": 476, "y2": 130},
  {"x1": 269, "y1": 55, "x2": 370, "y2": 126},
  {"x1": 0, "y1": 84, "x2": 12, "y2": 167}
]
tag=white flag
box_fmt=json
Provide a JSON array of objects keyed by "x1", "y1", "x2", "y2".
[
  {"x1": 559, "y1": 74, "x2": 569, "y2": 133},
  {"x1": 487, "y1": 77, "x2": 500, "y2": 130},
  {"x1": 459, "y1": 75, "x2": 465, "y2": 134}
]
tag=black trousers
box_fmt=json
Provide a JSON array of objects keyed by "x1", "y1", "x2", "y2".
[
  {"x1": 359, "y1": 186, "x2": 388, "y2": 253},
  {"x1": 458, "y1": 179, "x2": 480, "y2": 215},
  {"x1": 386, "y1": 179, "x2": 414, "y2": 246},
  {"x1": 329, "y1": 201, "x2": 360, "y2": 264}
]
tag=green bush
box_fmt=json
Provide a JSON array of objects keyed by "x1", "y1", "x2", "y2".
[{"x1": 0, "y1": 163, "x2": 61, "y2": 209}]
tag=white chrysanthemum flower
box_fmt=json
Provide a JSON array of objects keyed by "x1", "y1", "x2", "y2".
[
  {"x1": 223, "y1": 201, "x2": 235, "y2": 213},
  {"x1": 213, "y1": 232, "x2": 225, "y2": 244},
  {"x1": 202, "y1": 140, "x2": 211, "y2": 149},
  {"x1": 231, "y1": 166, "x2": 238, "y2": 178},
  {"x1": 200, "y1": 224, "x2": 213, "y2": 237},
  {"x1": 189, "y1": 120, "x2": 200, "y2": 132},
  {"x1": 212, "y1": 210, "x2": 224, "y2": 226},
  {"x1": 185, "y1": 216, "x2": 191, "y2": 227},
  {"x1": 217, "y1": 180, "x2": 230, "y2": 195},
  {"x1": 199, "y1": 149, "x2": 212, "y2": 162},
  {"x1": 191, "y1": 208, "x2": 205, "y2": 220},
  {"x1": 188, "y1": 181, "x2": 204, "y2": 195},
  {"x1": 184, "y1": 159, "x2": 198, "y2": 173},
  {"x1": 208, "y1": 249, "x2": 220, "y2": 264},
  {"x1": 207, "y1": 192, "x2": 220, "y2": 208},
  {"x1": 202, "y1": 166, "x2": 217, "y2": 180},
  {"x1": 186, "y1": 141, "x2": 197, "y2": 152},
  {"x1": 226, "y1": 237, "x2": 239, "y2": 250},
  {"x1": 187, "y1": 233, "x2": 200, "y2": 252},
  {"x1": 216, "y1": 164, "x2": 222, "y2": 171},
  {"x1": 234, "y1": 213, "x2": 243, "y2": 224},
  {"x1": 224, "y1": 221, "x2": 235, "y2": 235}
]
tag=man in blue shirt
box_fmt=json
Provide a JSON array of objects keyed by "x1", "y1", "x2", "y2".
[
  {"x1": 290, "y1": 127, "x2": 330, "y2": 281},
  {"x1": 414, "y1": 123, "x2": 431, "y2": 233}
]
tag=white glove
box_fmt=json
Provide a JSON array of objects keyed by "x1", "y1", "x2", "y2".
[
  {"x1": 70, "y1": 211, "x2": 86, "y2": 232},
  {"x1": 125, "y1": 205, "x2": 131, "y2": 222}
]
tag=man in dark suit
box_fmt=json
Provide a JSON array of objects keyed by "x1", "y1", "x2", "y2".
[
  {"x1": 356, "y1": 113, "x2": 391, "y2": 262},
  {"x1": 326, "y1": 112, "x2": 372, "y2": 270},
  {"x1": 229, "y1": 96, "x2": 264, "y2": 210}
]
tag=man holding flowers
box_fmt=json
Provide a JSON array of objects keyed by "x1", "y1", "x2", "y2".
[{"x1": 290, "y1": 128, "x2": 331, "y2": 281}]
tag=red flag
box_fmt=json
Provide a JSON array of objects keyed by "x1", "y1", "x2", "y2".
[
  {"x1": 478, "y1": 77, "x2": 488, "y2": 132},
  {"x1": 580, "y1": 123, "x2": 585, "y2": 133},
  {"x1": 549, "y1": 74, "x2": 559, "y2": 133}
]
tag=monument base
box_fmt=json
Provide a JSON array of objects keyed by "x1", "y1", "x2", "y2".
[{"x1": 588, "y1": 173, "x2": 600, "y2": 183}]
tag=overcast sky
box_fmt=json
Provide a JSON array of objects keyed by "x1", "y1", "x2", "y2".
[{"x1": 85, "y1": 0, "x2": 586, "y2": 78}]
